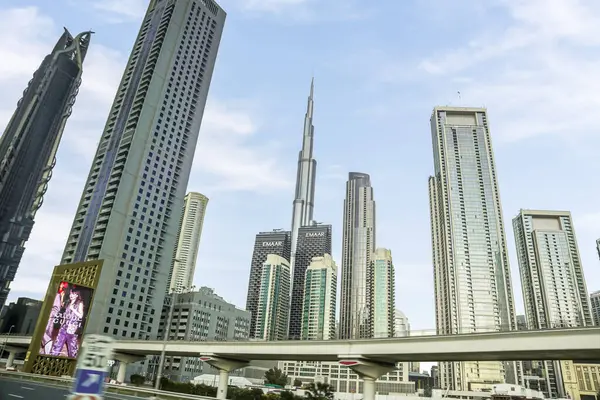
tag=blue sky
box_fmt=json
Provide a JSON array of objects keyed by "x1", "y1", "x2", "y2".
[{"x1": 1, "y1": 0, "x2": 599, "y2": 337}]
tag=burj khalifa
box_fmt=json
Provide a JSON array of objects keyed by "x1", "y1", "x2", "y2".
[{"x1": 290, "y1": 78, "x2": 317, "y2": 284}]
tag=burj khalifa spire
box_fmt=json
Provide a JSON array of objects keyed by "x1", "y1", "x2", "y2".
[{"x1": 290, "y1": 78, "x2": 317, "y2": 281}]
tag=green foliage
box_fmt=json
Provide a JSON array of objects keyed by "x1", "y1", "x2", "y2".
[
  {"x1": 264, "y1": 367, "x2": 288, "y2": 387},
  {"x1": 304, "y1": 382, "x2": 334, "y2": 400},
  {"x1": 424, "y1": 386, "x2": 433, "y2": 397},
  {"x1": 281, "y1": 390, "x2": 305, "y2": 400},
  {"x1": 159, "y1": 377, "x2": 218, "y2": 397},
  {"x1": 129, "y1": 374, "x2": 145, "y2": 386},
  {"x1": 293, "y1": 379, "x2": 302, "y2": 387}
]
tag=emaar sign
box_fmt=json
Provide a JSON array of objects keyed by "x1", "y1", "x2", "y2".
[
  {"x1": 262, "y1": 241, "x2": 282, "y2": 247},
  {"x1": 305, "y1": 231, "x2": 325, "y2": 238}
]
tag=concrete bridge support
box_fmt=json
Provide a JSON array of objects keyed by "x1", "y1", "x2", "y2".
[
  {"x1": 113, "y1": 353, "x2": 144, "y2": 384},
  {"x1": 199, "y1": 355, "x2": 248, "y2": 399},
  {"x1": 339, "y1": 359, "x2": 397, "y2": 400}
]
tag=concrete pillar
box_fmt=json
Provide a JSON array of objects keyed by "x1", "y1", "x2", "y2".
[
  {"x1": 363, "y1": 378, "x2": 376, "y2": 400},
  {"x1": 112, "y1": 353, "x2": 144, "y2": 384},
  {"x1": 117, "y1": 361, "x2": 127, "y2": 383},
  {"x1": 339, "y1": 359, "x2": 396, "y2": 400},
  {"x1": 217, "y1": 370, "x2": 230, "y2": 400},
  {"x1": 5, "y1": 350, "x2": 15, "y2": 368},
  {"x1": 199, "y1": 355, "x2": 248, "y2": 399}
]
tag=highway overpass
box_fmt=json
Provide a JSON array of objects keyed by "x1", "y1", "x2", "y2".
[
  {"x1": 2, "y1": 327, "x2": 599, "y2": 400},
  {"x1": 2, "y1": 326, "x2": 599, "y2": 363}
]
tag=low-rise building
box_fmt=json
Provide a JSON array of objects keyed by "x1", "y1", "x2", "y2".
[
  {"x1": 561, "y1": 360, "x2": 600, "y2": 400},
  {"x1": 150, "y1": 287, "x2": 251, "y2": 382}
]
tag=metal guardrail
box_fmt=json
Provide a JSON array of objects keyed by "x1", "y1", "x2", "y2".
[{"x1": 0, "y1": 370, "x2": 214, "y2": 400}]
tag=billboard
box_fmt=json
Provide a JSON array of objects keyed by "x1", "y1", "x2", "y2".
[
  {"x1": 39, "y1": 281, "x2": 93, "y2": 359},
  {"x1": 24, "y1": 260, "x2": 103, "y2": 376}
]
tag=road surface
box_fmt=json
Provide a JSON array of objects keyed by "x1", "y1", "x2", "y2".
[{"x1": 0, "y1": 376, "x2": 144, "y2": 400}]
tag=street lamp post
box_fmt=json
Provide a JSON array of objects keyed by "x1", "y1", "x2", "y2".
[
  {"x1": 0, "y1": 325, "x2": 15, "y2": 366},
  {"x1": 154, "y1": 290, "x2": 176, "y2": 390}
]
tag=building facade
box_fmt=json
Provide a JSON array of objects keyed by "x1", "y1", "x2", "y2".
[
  {"x1": 513, "y1": 210, "x2": 592, "y2": 328},
  {"x1": 561, "y1": 360, "x2": 600, "y2": 400},
  {"x1": 428, "y1": 107, "x2": 520, "y2": 390},
  {"x1": 394, "y1": 309, "x2": 410, "y2": 338},
  {"x1": 290, "y1": 79, "x2": 317, "y2": 284},
  {"x1": 339, "y1": 172, "x2": 375, "y2": 339},
  {"x1": 153, "y1": 287, "x2": 250, "y2": 383},
  {"x1": 367, "y1": 248, "x2": 395, "y2": 338},
  {"x1": 0, "y1": 30, "x2": 91, "y2": 309},
  {"x1": 301, "y1": 254, "x2": 337, "y2": 340},
  {"x1": 168, "y1": 192, "x2": 209, "y2": 293},
  {"x1": 279, "y1": 361, "x2": 414, "y2": 395},
  {"x1": 591, "y1": 291, "x2": 600, "y2": 327},
  {"x1": 245, "y1": 230, "x2": 291, "y2": 338},
  {"x1": 59, "y1": 0, "x2": 226, "y2": 339},
  {"x1": 0, "y1": 297, "x2": 42, "y2": 335},
  {"x1": 513, "y1": 210, "x2": 594, "y2": 398},
  {"x1": 255, "y1": 254, "x2": 291, "y2": 340},
  {"x1": 289, "y1": 223, "x2": 332, "y2": 339}
]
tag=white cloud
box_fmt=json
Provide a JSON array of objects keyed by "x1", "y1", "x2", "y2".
[
  {"x1": 192, "y1": 99, "x2": 292, "y2": 192},
  {"x1": 385, "y1": 0, "x2": 600, "y2": 143},
  {"x1": 93, "y1": 0, "x2": 147, "y2": 20}
]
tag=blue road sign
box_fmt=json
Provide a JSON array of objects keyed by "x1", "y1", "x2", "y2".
[{"x1": 74, "y1": 368, "x2": 106, "y2": 395}]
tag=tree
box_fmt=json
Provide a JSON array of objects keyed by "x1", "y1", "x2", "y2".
[
  {"x1": 293, "y1": 379, "x2": 302, "y2": 387},
  {"x1": 264, "y1": 367, "x2": 288, "y2": 387},
  {"x1": 304, "y1": 382, "x2": 334, "y2": 400},
  {"x1": 129, "y1": 374, "x2": 145, "y2": 386}
]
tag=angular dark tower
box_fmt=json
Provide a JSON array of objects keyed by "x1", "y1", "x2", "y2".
[
  {"x1": 245, "y1": 230, "x2": 291, "y2": 338},
  {"x1": 288, "y1": 223, "x2": 331, "y2": 339},
  {"x1": 0, "y1": 29, "x2": 92, "y2": 308}
]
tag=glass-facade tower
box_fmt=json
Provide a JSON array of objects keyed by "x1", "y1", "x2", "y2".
[
  {"x1": 513, "y1": 209, "x2": 593, "y2": 398},
  {"x1": 339, "y1": 172, "x2": 375, "y2": 339},
  {"x1": 428, "y1": 107, "x2": 520, "y2": 390},
  {"x1": 0, "y1": 29, "x2": 91, "y2": 309},
  {"x1": 168, "y1": 191, "x2": 209, "y2": 293},
  {"x1": 59, "y1": 0, "x2": 226, "y2": 339},
  {"x1": 367, "y1": 248, "x2": 395, "y2": 338}
]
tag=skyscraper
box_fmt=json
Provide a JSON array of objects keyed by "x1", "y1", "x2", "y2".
[
  {"x1": 0, "y1": 29, "x2": 91, "y2": 309},
  {"x1": 255, "y1": 254, "x2": 291, "y2": 340},
  {"x1": 168, "y1": 192, "x2": 209, "y2": 293},
  {"x1": 513, "y1": 210, "x2": 592, "y2": 328},
  {"x1": 289, "y1": 223, "x2": 332, "y2": 339},
  {"x1": 301, "y1": 254, "x2": 337, "y2": 340},
  {"x1": 394, "y1": 310, "x2": 410, "y2": 337},
  {"x1": 59, "y1": 0, "x2": 226, "y2": 338},
  {"x1": 366, "y1": 248, "x2": 395, "y2": 339},
  {"x1": 290, "y1": 79, "x2": 317, "y2": 281},
  {"x1": 513, "y1": 209, "x2": 593, "y2": 398},
  {"x1": 339, "y1": 172, "x2": 375, "y2": 339},
  {"x1": 428, "y1": 106, "x2": 519, "y2": 390},
  {"x1": 590, "y1": 291, "x2": 600, "y2": 326},
  {"x1": 246, "y1": 230, "x2": 291, "y2": 338}
]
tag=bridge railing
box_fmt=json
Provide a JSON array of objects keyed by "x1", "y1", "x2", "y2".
[{"x1": 0, "y1": 370, "x2": 214, "y2": 399}]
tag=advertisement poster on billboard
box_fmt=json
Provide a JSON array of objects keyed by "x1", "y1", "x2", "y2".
[{"x1": 39, "y1": 281, "x2": 93, "y2": 359}]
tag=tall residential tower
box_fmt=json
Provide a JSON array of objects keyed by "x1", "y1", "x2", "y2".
[
  {"x1": 367, "y1": 248, "x2": 395, "y2": 339},
  {"x1": 59, "y1": 0, "x2": 226, "y2": 338},
  {"x1": 0, "y1": 30, "x2": 91, "y2": 308},
  {"x1": 168, "y1": 192, "x2": 209, "y2": 293},
  {"x1": 255, "y1": 254, "x2": 291, "y2": 340},
  {"x1": 301, "y1": 254, "x2": 337, "y2": 340},
  {"x1": 428, "y1": 107, "x2": 519, "y2": 390},
  {"x1": 290, "y1": 79, "x2": 317, "y2": 281},
  {"x1": 513, "y1": 209, "x2": 593, "y2": 398},
  {"x1": 339, "y1": 172, "x2": 375, "y2": 339},
  {"x1": 245, "y1": 230, "x2": 291, "y2": 338},
  {"x1": 289, "y1": 223, "x2": 332, "y2": 339}
]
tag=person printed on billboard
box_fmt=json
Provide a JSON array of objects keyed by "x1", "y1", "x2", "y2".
[{"x1": 39, "y1": 281, "x2": 92, "y2": 359}]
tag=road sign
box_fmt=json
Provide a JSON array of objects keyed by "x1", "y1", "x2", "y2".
[{"x1": 71, "y1": 334, "x2": 114, "y2": 400}]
